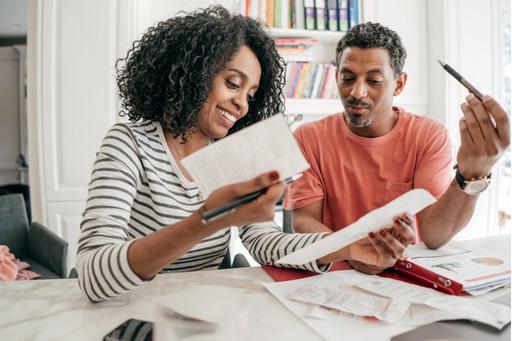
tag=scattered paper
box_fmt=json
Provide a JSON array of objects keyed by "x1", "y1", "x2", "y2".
[
  {"x1": 181, "y1": 115, "x2": 309, "y2": 196},
  {"x1": 264, "y1": 271, "x2": 417, "y2": 341},
  {"x1": 357, "y1": 277, "x2": 511, "y2": 329},
  {"x1": 287, "y1": 285, "x2": 392, "y2": 318},
  {"x1": 406, "y1": 241, "x2": 471, "y2": 259},
  {"x1": 276, "y1": 189, "x2": 436, "y2": 265}
]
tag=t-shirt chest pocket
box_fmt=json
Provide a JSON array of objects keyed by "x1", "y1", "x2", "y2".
[{"x1": 384, "y1": 180, "x2": 413, "y2": 203}]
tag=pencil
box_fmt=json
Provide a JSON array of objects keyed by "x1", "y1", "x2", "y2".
[
  {"x1": 200, "y1": 173, "x2": 303, "y2": 224},
  {"x1": 438, "y1": 60, "x2": 483, "y2": 101}
]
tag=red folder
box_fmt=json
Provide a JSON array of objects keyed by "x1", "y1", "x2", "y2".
[{"x1": 262, "y1": 260, "x2": 464, "y2": 296}]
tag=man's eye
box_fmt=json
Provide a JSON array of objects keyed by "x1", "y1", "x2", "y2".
[
  {"x1": 368, "y1": 80, "x2": 382, "y2": 85},
  {"x1": 342, "y1": 78, "x2": 354, "y2": 83}
]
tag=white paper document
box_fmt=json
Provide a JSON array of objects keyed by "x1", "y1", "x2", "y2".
[
  {"x1": 357, "y1": 277, "x2": 511, "y2": 329},
  {"x1": 406, "y1": 236, "x2": 511, "y2": 295},
  {"x1": 264, "y1": 270, "x2": 511, "y2": 341},
  {"x1": 264, "y1": 271, "x2": 415, "y2": 341},
  {"x1": 181, "y1": 115, "x2": 309, "y2": 197},
  {"x1": 276, "y1": 189, "x2": 436, "y2": 265}
]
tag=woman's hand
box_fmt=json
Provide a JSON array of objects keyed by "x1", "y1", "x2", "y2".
[
  {"x1": 348, "y1": 214, "x2": 415, "y2": 275},
  {"x1": 200, "y1": 170, "x2": 285, "y2": 230}
]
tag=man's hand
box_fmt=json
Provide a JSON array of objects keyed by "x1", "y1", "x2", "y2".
[
  {"x1": 457, "y1": 95, "x2": 511, "y2": 179},
  {"x1": 348, "y1": 214, "x2": 415, "y2": 275}
]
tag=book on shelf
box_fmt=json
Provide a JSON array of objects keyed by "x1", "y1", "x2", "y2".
[
  {"x1": 314, "y1": 0, "x2": 326, "y2": 31},
  {"x1": 284, "y1": 62, "x2": 339, "y2": 99},
  {"x1": 275, "y1": 37, "x2": 317, "y2": 62},
  {"x1": 304, "y1": 0, "x2": 316, "y2": 30},
  {"x1": 348, "y1": 0, "x2": 359, "y2": 28},
  {"x1": 239, "y1": 0, "x2": 357, "y2": 32},
  {"x1": 326, "y1": 0, "x2": 338, "y2": 32},
  {"x1": 338, "y1": 0, "x2": 349, "y2": 31}
]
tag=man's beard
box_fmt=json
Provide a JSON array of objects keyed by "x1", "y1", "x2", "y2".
[{"x1": 345, "y1": 114, "x2": 373, "y2": 128}]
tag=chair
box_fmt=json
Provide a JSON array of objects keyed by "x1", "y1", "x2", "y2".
[
  {"x1": 0, "y1": 194, "x2": 68, "y2": 279},
  {"x1": 0, "y1": 184, "x2": 31, "y2": 222}
]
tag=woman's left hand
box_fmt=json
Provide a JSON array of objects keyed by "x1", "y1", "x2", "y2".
[{"x1": 348, "y1": 214, "x2": 415, "y2": 275}]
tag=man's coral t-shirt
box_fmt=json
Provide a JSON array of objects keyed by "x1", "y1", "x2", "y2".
[{"x1": 285, "y1": 107, "x2": 452, "y2": 232}]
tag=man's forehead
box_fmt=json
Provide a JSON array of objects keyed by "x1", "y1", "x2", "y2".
[{"x1": 339, "y1": 47, "x2": 393, "y2": 72}]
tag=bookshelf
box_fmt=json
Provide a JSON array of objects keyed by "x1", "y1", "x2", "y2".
[
  {"x1": 268, "y1": 27, "x2": 344, "y2": 43},
  {"x1": 269, "y1": 28, "x2": 343, "y2": 122},
  {"x1": 236, "y1": 1, "x2": 360, "y2": 123}
]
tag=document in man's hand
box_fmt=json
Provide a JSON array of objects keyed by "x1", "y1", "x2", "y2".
[
  {"x1": 181, "y1": 114, "x2": 309, "y2": 197},
  {"x1": 394, "y1": 235, "x2": 511, "y2": 296},
  {"x1": 276, "y1": 189, "x2": 436, "y2": 265}
]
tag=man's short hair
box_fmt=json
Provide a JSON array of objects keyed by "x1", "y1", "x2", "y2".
[{"x1": 336, "y1": 22, "x2": 407, "y2": 76}]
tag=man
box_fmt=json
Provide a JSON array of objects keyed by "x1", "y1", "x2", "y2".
[{"x1": 286, "y1": 22, "x2": 510, "y2": 274}]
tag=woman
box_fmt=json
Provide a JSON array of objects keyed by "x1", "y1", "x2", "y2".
[{"x1": 77, "y1": 6, "x2": 413, "y2": 302}]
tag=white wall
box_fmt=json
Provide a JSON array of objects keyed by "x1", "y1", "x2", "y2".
[{"x1": 0, "y1": 47, "x2": 22, "y2": 185}]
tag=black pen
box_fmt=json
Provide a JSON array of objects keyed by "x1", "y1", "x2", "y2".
[
  {"x1": 200, "y1": 173, "x2": 303, "y2": 224},
  {"x1": 438, "y1": 60, "x2": 483, "y2": 101}
]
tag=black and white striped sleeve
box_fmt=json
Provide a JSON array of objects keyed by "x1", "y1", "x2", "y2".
[
  {"x1": 76, "y1": 123, "x2": 144, "y2": 302},
  {"x1": 239, "y1": 221, "x2": 331, "y2": 272}
]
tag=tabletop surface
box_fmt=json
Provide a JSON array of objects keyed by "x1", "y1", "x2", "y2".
[
  {"x1": 0, "y1": 267, "x2": 325, "y2": 341},
  {"x1": 0, "y1": 265, "x2": 509, "y2": 341}
]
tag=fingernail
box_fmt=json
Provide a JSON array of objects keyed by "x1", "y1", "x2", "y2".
[
  {"x1": 378, "y1": 230, "x2": 387, "y2": 238},
  {"x1": 269, "y1": 171, "x2": 279, "y2": 181},
  {"x1": 369, "y1": 232, "x2": 375, "y2": 238}
]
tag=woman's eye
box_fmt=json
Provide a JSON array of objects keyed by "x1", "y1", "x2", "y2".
[
  {"x1": 342, "y1": 78, "x2": 354, "y2": 83},
  {"x1": 247, "y1": 94, "x2": 255, "y2": 103},
  {"x1": 226, "y1": 79, "x2": 240, "y2": 89}
]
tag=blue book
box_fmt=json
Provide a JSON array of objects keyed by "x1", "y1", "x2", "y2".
[{"x1": 348, "y1": 0, "x2": 359, "y2": 28}]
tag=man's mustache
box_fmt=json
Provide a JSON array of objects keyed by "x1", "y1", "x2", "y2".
[{"x1": 346, "y1": 99, "x2": 372, "y2": 108}]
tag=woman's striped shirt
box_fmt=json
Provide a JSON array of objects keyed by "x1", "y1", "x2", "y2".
[{"x1": 76, "y1": 121, "x2": 328, "y2": 302}]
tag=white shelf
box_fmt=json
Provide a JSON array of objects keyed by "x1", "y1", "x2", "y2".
[
  {"x1": 285, "y1": 98, "x2": 342, "y2": 115},
  {"x1": 268, "y1": 28, "x2": 344, "y2": 44}
]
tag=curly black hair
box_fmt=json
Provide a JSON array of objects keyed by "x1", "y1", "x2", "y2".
[
  {"x1": 336, "y1": 22, "x2": 407, "y2": 76},
  {"x1": 116, "y1": 5, "x2": 285, "y2": 140}
]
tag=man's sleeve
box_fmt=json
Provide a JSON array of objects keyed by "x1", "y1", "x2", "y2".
[
  {"x1": 413, "y1": 122, "x2": 452, "y2": 199},
  {"x1": 284, "y1": 126, "x2": 325, "y2": 210}
]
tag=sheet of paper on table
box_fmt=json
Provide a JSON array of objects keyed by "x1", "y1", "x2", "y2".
[
  {"x1": 276, "y1": 189, "x2": 436, "y2": 266},
  {"x1": 181, "y1": 114, "x2": 309, "y2": 197},
  {"x1": 263, "y1": 270, "x2": 511, "y2": 341}
]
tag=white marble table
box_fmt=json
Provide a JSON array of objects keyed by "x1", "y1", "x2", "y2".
[
  {"x1": 0, "y1": 266, "x2": 509, "y2": 341},
  {"x1": 0, "y1": 267, "x2": 325, "y2": 341}
]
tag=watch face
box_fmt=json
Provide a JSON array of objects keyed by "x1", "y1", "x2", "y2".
[{"x1": 465, "y1": 180, "x2": 490, "y2": 195}]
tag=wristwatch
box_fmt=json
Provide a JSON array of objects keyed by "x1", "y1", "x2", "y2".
[{"x1": 454, "y1": 165, "x2": 491, "y2": 195}]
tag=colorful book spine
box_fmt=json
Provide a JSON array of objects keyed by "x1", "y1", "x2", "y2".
[
  {"x1": 338, "y1": 0, "x2": 349, "y2": 32},
  {"x1": 294, "y1": 0, "x2": 305, "y2": 29},
  {"x1": 304, "y1": 0, "x2": 316, "y2": 30},
  {"x1": 348, "y1": 0, "x2": 359, "y2": 28},
  {"x1": 266, "y1": 0, "x2": 275, "y2": 27},
  {"x1": 274, "y1": 0, "x2": 282, "y2": 27},
  {"x1": 327, "y1": 0, "x2": 338, "y2": 32},
  {"x1": 314, "y1": 0, "x2": 326, "y2": 30}
]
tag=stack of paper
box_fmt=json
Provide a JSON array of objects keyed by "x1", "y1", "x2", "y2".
[{"x1": 407, "y1": 236, "x2": 511, "y2": 295}]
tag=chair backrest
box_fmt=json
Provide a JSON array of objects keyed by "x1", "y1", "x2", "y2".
[
  {"x1": 0, "y1": 184, "x2": 31, "y2": 222},
  {"x1": 0, "y1": 194, "x2": 30, "y2": 258}
]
